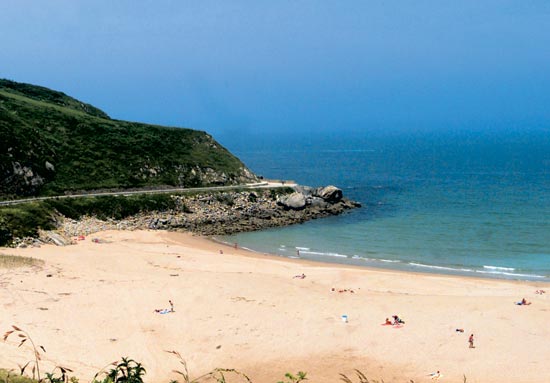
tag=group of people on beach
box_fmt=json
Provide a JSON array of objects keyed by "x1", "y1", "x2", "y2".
[{"x1": 331, "y1": 287, "x2": 355, "y2": 293}]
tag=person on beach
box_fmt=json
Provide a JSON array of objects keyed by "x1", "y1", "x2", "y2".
[
  {"x1": 293, "y1": 273, "x2": 306, "y2": 279},
  {"x1": 428, "y1": 371, "x2": 442, "y2": 381},
  {"x1": 469, "y1": 334, "x2": 475, "y2": 348},
  {"x1": 392, "y1": 315, "x2": 404, "y2": 325},
  {"x1": 154, "y1": 308, "x2": 170, "y2": 314},
  {"x1": 154, "y1": 300, "x2": 174, "y2": 314},
  {"x1": 385, "y1": 318, "x2": 392, "y2": 325}
]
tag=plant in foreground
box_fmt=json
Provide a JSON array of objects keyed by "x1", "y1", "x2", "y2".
[
  {"x1": 3, "y1": 325, "x2": 72, "y2": 383},
  {"x1": 4, "y1": 325, "x2": 463, "y2": 383},
  {"x1": 165, "y1": 350, "x2": 253, "y2": 383},
  {"x1": 92, "y1": 358, "x2": 145, "y2": 383},
  {"x1": 276, "y1": 371, "x2": 307, "y2": 383}
]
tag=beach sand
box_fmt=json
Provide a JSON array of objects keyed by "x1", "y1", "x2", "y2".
[{"x1": 1, "y1": 230, "x2": 549, "y2": 382}]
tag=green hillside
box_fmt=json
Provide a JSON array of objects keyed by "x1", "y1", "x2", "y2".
[{"x1": 0, "y1": 79, "x2": 257, "y2": 199}]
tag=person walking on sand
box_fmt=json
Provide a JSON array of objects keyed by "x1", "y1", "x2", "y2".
[
  {"x1": 169, "y1": 300, "x2": 174, "y2": 312},
  {"x1": 469, "y1": 333, "x2": 475, "y2": 348}
]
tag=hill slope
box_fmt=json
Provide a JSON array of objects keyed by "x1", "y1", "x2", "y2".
[{"x1": 0, "y1": 79, "x2": 257, "y2": 199}]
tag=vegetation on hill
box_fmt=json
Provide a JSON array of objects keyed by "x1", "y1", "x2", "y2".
[
  {"x1": 0, "y1": 193, "x2": 176, "y2": 245},
  {"x1": 0, "y1": 187, "x2": 299, "y2": 246},
  {"x1": 0, "y1": 79, "x2": 257, "y2": 199}
]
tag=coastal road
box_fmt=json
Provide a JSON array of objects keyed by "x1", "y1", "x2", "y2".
[{"x1": 0, "y1": 181, "x2": 297, "y2": 207}]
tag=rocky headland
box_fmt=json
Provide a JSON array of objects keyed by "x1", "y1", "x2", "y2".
[{"x1": 27, "y1": 185, "x2": 360, "y2": 246}]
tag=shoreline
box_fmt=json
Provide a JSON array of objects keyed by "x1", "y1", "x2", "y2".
[
  {"x1": 211, "y1": 234, "x2": 550, "y2": 285},
  {"x1": 1, "y1": 229, "x2": 549, "y2": 383}
]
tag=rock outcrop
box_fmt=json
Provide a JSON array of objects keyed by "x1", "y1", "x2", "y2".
[
  {"x1": 277, "y1": 185, "x2": 347, "y2": 211},
  {"x1": 55, "y1": 186, "x2": 361, "y2": 238},
  {"x1": 277, "y1": 192, "x2": 307, "y2": 210}
]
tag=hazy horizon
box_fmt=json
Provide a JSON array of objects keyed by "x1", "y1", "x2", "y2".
[{"x1": 3, "y1": 1, "x2": 550, "y2": 140}]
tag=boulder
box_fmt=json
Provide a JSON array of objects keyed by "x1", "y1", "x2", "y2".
[
  {"x1": 45, "y1": 161, "x2": 55, "y2": 171},
  {"x1": 309, "y1": 196, "x2": 328, "y2": 208},
  {"x1": 315, "y1": 185, "x2": 343, "y2": 202},
  {"x1": 40, "y1": 231, "x2": 72, "y2": 246},
  {"x1": 294, "y1": 185, "x2": 314, "y2": 196},
  {"x1": 277, "y1": 192, "x2": 307, "y2": 210}
]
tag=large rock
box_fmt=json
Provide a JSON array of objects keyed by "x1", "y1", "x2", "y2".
[
  {"x1": 277, "y1": 192, "x2": 307, "y2": 210},
  {"x1": 309, "y1": 196, "x2": 328, "y2": 208},
  {"x1": 40, "y1": 230, "x2": 72, "y2": 246},
  {"x1": 315, "y1": 185, "x2": 343, "y2": 202}
]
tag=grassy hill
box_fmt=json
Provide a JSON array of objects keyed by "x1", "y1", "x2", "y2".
[{"x1": 0, "y1": 79, "x2": 257, "y2": 199}]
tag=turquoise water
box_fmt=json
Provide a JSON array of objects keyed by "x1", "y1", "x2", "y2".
[{"x1": 219, "y1": 130, "x2": 550, "y2": 281}]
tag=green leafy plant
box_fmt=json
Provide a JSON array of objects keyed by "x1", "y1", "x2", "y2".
[
  {"x1": 276, "y1": 372, "x2": 307, "y2": 383},
  {"x1": 0, "y1": 368, "x2": 37, "y2": 383},
  {"x1": 92, "y1": 358, "x2": 145, "y2": 383}
]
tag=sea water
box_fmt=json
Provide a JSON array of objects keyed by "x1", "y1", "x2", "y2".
[{"x1": 218, "y1": 129, "x2": 550, "y2": 281}]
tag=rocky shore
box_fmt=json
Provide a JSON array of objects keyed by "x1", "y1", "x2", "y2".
[{"x1": 33, "y1": 185, "x2": 356, "y2": 245}]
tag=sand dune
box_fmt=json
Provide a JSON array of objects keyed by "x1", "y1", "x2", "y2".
[{"x1": 1, "y1": 230, "x2": 549, "y2": 382}]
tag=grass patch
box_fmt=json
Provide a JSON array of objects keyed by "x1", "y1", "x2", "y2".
[
  {"x1": 0, "y1": 368, "x2": 39, "y2": 383},
  {"x1": 44, "y1": 194, "x2": 177, "y2": 220},
  {"x1": 0, "y1": 254, "x2": 44, "y2": 269},
  {"x1": 0, "y1": 203, "x2": 56, "y2": 245}
]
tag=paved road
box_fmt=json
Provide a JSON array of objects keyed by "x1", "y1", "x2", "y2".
[{"x1": 0, "y1": 181, "x2": 297, "y2": 207}]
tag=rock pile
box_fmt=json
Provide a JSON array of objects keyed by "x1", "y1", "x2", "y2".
[{"x1": 55, "y1": 185, "x2": 360, "y2": 240}]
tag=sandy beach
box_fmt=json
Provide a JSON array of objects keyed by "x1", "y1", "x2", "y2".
[{"x1": 1, "y1": 230, "x2": 549, "y2": 383}]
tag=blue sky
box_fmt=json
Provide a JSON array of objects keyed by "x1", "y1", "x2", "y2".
[{"x1": 2, "y1": 1, "x2": 550, "y2": 140}]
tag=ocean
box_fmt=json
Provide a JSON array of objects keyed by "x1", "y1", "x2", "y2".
[{"x1": 218, "y1": 129, "x2": 550, "y2": 281}]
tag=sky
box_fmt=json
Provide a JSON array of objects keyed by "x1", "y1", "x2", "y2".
[{"x1": 2, "y1": 1, "x2": 550, "y2": 141}]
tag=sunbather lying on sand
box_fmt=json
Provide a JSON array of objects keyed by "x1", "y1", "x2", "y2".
[
  {"x1": 516, "y1": 298, "x2": 531, "y2": 305},
  {"x1": 154, "y1": 308, "x2": 171, "y2": 314},
  {"x1": 154, "y1": 300, "x2": 175, "y2": 314},
  {"x1": 293, "y1": 273, "x2": 306, "y2": 279},
  {"x1": 428, "y1": 371, "x2": 442, "y2": 381}
]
